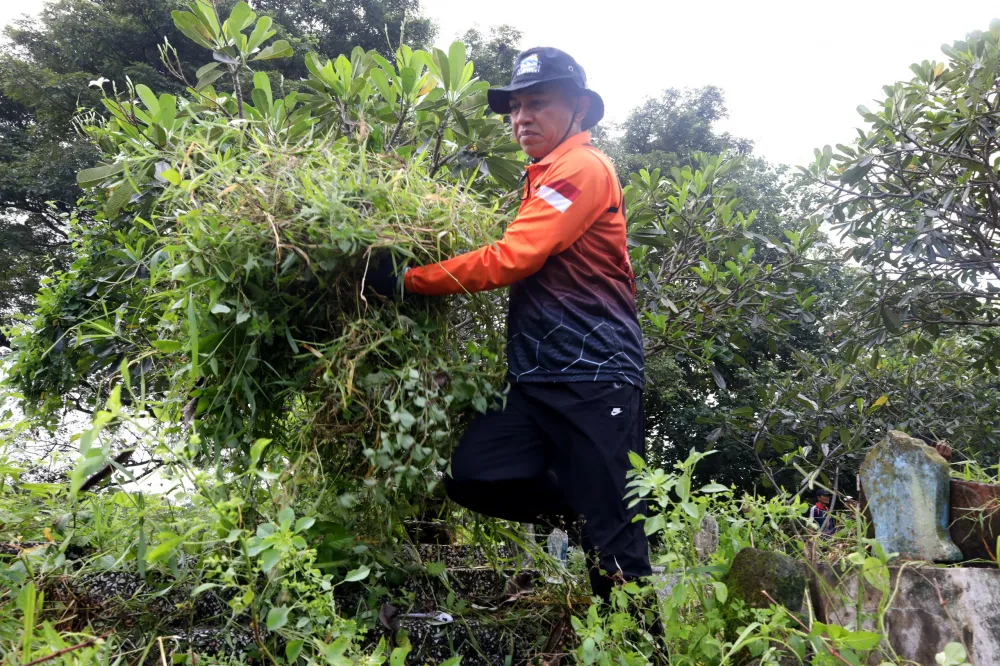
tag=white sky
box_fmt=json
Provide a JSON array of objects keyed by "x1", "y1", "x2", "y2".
[{"x1": 3, "y1": 0, "x2": 1000, "y2": 166}]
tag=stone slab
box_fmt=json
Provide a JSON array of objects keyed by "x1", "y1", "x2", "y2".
[
  {"x1": 817, "y1": 565, "x2": 1000, "y2": 665},
  {"x1": 375, "y1": 616, "x2": 538, "y2": 666}
]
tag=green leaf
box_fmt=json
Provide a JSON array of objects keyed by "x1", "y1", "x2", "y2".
[
  {"x1": 189, "y1": 0, "x2": 221, "y2": 37},
  {"x1": 369, "y1": 68, "x2": 394, "y2": 105},
  {"x1": 146, "y1": 532, "x2": 185, "y2": 563},
  {"x1": 712, "y1": 581, "x2": 728, "y2": 603},
  {"x1": 259, "y1": 548, "x2": 281, "y2": 571},
  {"x1": 432, "y1": 48, "x2": 450, "y2": 90},
  {"x1": 196, "y1": 62, "x2": 220, "y2": 79},
  {"x1": 643, "y1": 514, "x2": 665, "y2": 536},
  {"x1": 285, "y1": 639, "x2": 304, "y2": 663},
  {"x1": 105, "y1": 181, "x2": 137, "y2": 219},
  {"x1": 250, "y1": 438, "x2": 271, "y2": 466},
  {"x1": 294, "y1": 516, "x2": 315, "y2": 533},
  {"x1": 882, "y1": 307, "x2": 903, "y2": 333},
  {"x1": 190, "y1": 583, "x2": 219, "y2": 596},
  {"x1": 172, "y1": 11, "x2": 217, "y2": 50},
  {"x1": 284, "y1": 326, "x2": 299, "y2": 353},
  {"x1": 941, "y1": 642, "x2": 967, "y2": 664},
  {"x1": 160, "y1": 168, "x2": 182, "y2": 186},
  {"x1": 344, "y1": 565, "x2": 370, "y2": 582},
  {"x1": 390, "y1": 640, "x2": 412, "y2": 666},
  {"x1": 839, "y1": 630, "x2": 882, "y2": 650},
  {"x1": 252, "y1": 39, "x2": 292, "y2": 61},
  {"x1": 253, "y1": 72, "x2": 272, "y2": 109},
  {"x1": 188, "y1": 294, "x2": 200, "y2": 379},
  {"x1": 226, "y1": 2, "x2": 255, "y2": 36},
  {"x1": 247, "y1": 15, "x2": 274, "y2": 52},
  {"x1": 152, "y1": 340, "x2": 183, "y2": 353},
  {"x1": 78, "y1": 161, "x2": 125, "y2": 187},
  {"x1": 698, "y1": 482, "x2": 729, "y2": 493},
  {"x1": 157, "y1": 94, "x2": 177, "y2": 130},
  {"x1": 400, "y1": 67, "x2": 417, "y2": 95},
  {"x1": 266, "y1": 604, "x2": 289, "y2": 631},
  {"x1": 17, "y1": 582, "x2": 36, "y2": 658},
  {"x1": 135, "y1": 84, "x2": 160, "y2": 115},
  {"x1": 196, "y1": 67, "x2": 227, "y2": 91},
  {"x1": 710, "y1": 366, "x2": 726, "y2": 390},
  {"x1": 447, "y1": 41, "x2": 466, "y2": 92}
]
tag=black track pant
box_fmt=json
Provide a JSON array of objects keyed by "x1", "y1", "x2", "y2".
[{"x1": 444, "y1": 381, "x2": 651, "y2": 601}]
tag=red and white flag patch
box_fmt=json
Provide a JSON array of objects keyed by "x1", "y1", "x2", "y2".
[{"x1": 537, "y1": 179, "x2": 581, "y2": 213}]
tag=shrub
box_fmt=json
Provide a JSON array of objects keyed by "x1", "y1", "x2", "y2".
[{"x1": 7, "y1": 2, "x2": 520, "y2": 500}]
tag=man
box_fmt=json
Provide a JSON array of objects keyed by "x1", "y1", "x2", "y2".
[
  {"x1": 371, "y1": 47, "x2": 650, "y2": 601},
  {"x1": 809, "y1": 490, "x2": 837, "y2": 536}
]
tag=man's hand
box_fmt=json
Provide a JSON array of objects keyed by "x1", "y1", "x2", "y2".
[{"x1": 365, "y1": 251, "x2": 409, "y2": 299}]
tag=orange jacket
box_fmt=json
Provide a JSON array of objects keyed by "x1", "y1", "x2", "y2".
[
  {"x1": 405, "y1": 131, "x2": 644, "y2": 386},
  {"x1": 404, "y1": 132, "x2": 632, "y2": 296}
]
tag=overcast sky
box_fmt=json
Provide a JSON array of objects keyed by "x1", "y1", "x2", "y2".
[{"x1": 3, "y1": 0, "x2": 999, "y2": 166}]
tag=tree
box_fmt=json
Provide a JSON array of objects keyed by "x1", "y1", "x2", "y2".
[
  {"x1": 252, "y1": 0, "x2": 435, "y2": 78},
  {"x1": 803, "y1": 22, "x2": 1000, "y2": 370},
  {"x1": 605, "y1": 85, "x2": 793, "y2": 239},
  {"x1": 460, "y1": 24, "x2": 521, "y2": 86},
  {"x1": 604, "y1": 86, "x2": 845, "y2": 490},
  {"x1": 605, "y1": 86, "x2": 752, "y2": 177},
  {"x1": 0, "y1": 0, "x2": 224, "y2": 326}
]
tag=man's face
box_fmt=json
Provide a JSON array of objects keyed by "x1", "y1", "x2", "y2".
[
  {"x1": 818, "y1": 495, "x2": 831, "y2": 508},
  {"x1": 509, "y1": 84, "x2": 589, "y2": 159}
]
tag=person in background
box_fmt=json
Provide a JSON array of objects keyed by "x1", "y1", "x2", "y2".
[{"x1": 809, "y1": 489, "x2": 837, "y2": 536}]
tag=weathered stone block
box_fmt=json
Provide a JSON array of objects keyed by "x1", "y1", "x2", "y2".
[
  {"x1": 377, "y1": 616, "x2": 536, "y2": 666},
  {"x1": 694, "y1": 514, "x2": 719, "y2": 561},
  {"x1": 724, "y1": 548, "x2": 807, "y2": 611},
  {"x1": 860, "y1": 430, "x2": 962, "y2": 562},
  {"x1": 817, "y1": 565, "x2": 1000, "y2": 665}
]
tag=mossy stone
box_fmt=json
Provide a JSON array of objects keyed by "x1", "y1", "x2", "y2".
[{"x1": 723, "y1": 547, "x2": 807, "y2": 611}]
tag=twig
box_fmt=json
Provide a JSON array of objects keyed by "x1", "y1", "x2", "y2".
[
  {"x1": 22, "y1": 633, "x2": 108, "y2": 666},
  {"x1": 158, "y1": 635, "x2": 169, "y2": 666},
  {"x1": 926, "y1": 575, "x2": 974, "y2": 663},
  {"x1": 761, "y1": 590, "x2": 855, "y2": 666}
]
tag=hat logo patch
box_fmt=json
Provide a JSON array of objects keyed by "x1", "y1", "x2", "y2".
[{"x1": 516, "y1": 54, "x2": 540, "y2": 77}]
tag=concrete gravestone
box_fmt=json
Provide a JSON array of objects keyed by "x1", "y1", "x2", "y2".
[
  {"x1": 859, "y1": 430, "x2": 962, "y2": 562},
  {"x1": 694, "y1": 514, "x2": 719, "y2": 562}
]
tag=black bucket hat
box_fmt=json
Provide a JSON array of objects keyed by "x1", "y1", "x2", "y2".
[{"x1": 487, "y1": 47, "x2": 605, "y2": 130}]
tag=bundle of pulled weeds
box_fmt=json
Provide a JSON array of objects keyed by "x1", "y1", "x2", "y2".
[{"x1": 11, "y1": 131, "x2": 509, "y2": 490}]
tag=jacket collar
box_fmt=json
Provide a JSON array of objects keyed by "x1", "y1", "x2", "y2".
[{"x1": 533, "y1": 131, "x2": 591, "y2": 167}]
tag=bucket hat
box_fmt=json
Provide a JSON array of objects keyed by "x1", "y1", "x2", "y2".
[{"x1": 487, "y1": 47, "x2": 604, "y2": 130}]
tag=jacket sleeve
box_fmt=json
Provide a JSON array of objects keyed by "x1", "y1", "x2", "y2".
[{"x1": 404, "y1": 154, "x2": 613, "y2": 296}]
